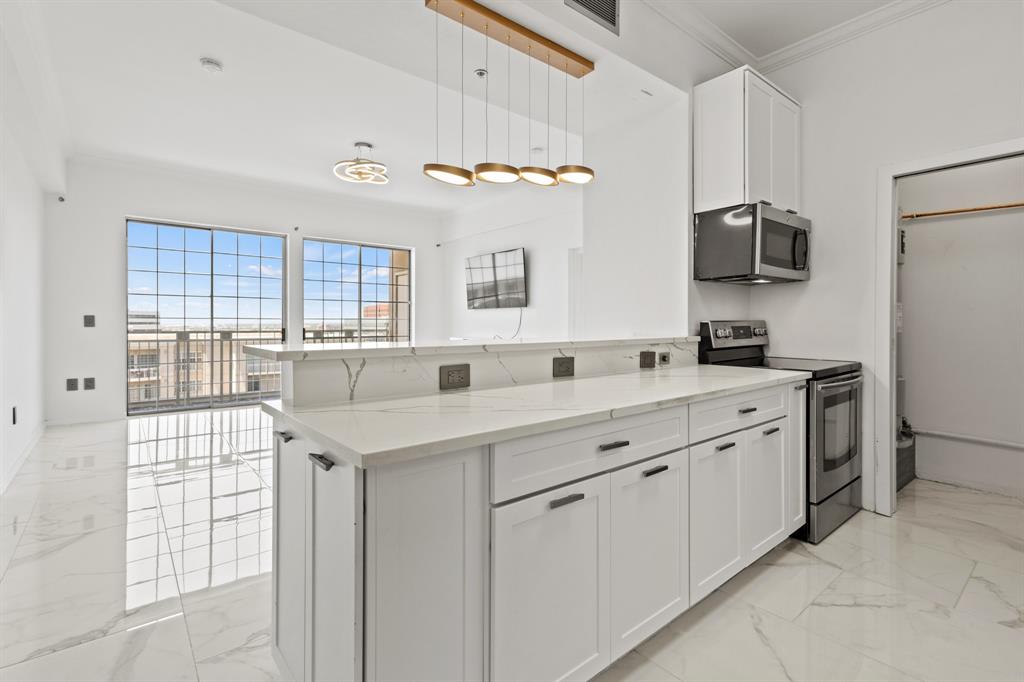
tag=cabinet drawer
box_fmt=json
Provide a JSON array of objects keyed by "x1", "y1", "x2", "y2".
[
  {"x1": 492, "y1": 407, "x2": 688, "y2": 503},
  {"x1": 689, "y1": 386, "x2": 787, "y2": 444}
]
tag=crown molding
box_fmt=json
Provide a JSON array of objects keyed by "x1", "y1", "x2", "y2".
[
  {"x1": 642, "y1": 0, "x2": 755, "y2": 70},
  {"x1": 755, "y1": 0, "x2": 951, "y2": 73}
]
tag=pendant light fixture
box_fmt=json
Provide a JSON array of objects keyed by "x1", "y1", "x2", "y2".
[
  {"x1": 334, "y1": 142, "x2": 389, "y2": 184},
  {"x1": 475, "y1": 28, "x2": 519, "y2": 184},
  {"x1": 557, "y1": 62, "x2": 594, "y2": 184},
  {"x1": 520, "y1": 51, "x2": 558, "y2": 187},
  {"x1": 423, "y1": 7, "x2": 476, "y2": 187}
]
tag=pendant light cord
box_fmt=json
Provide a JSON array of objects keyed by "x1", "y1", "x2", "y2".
[
  {"x1": 434, "y1": 3, "x2": 438, "y2": 163},
  {"x1": 546, "y1": 55, "x2": 550, "y2": 168},
  {"x1": 564, "y1": 63, "x2": 568, "y2": 166},
  {"x1": 527, "y1": 45, "x2": 532, "y2": 161},
  {"x1": 506, "y1": 34, "x2": 511, "y2": 164},
  {"x1": 484, "y1": 24, "x2": 489, "y2": 160},
  {"x1": 581, "y1": 76, "x2": 585, "y2": 165},
  {"x1": 460, "y1": 12, "x2": 465, "y2": 168}
]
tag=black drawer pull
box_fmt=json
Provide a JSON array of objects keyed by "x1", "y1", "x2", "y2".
[
  {"x1": 716, "y1": 441, "x2": 737, "y2": 452},
  {"x1": 307, "y1": 452, "x2": 334, "y2": 471},
  {"x1": 642, "y1": 464, "x2": 669, "y2": 478},
  {"x1": 763, "y1": 427, "x2": 781, "y2": 436},
  {"x1": 549, "y1": 493, "x2": 585, "y2": 510},
  {"x1": 274, "y1": 430, "x2": 294, "y2": 443},
  {"x1": 598, "y1": 440, "x2": 630, "y2": 452},
  {"x1": 738, "y1": 407, "x2": 758, "y2": 414}
]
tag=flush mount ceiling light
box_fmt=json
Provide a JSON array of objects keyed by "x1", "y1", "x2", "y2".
[
  {"x1": 334, "y1": 142, "x2": 389, "y2": 184},
  {"x1": 475, "y1": 26, "x2": 520, "y2": 184},
  {"x1": 424, "y1": 7, "x2": 476, "y2": 186},
  {"x1": 556, "y1": 60, "x2": 594, "y2": 185}
]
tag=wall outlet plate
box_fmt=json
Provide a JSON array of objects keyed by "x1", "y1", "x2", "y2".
[
  {"x1": 84, "y1": 377, "x2": 96, "y2": 390},
  {"x1": 83, "y1": 315, "x2": 95, "y2": 327},
  {"x1": 552, "y1": 356, "x2": 575, "y2": 378},
  {"x1": 439, "y1": 363, "x2": 471, "y2": 390},
  {"x1": 658, "y1": 352, "x2": 671, "y2": 365},
  {"x1": 66, "y1": 378, "x2": 79, "y2": 391},
  {"x1": 639, "y1": 351, "x2": 656, "y2": 369}
]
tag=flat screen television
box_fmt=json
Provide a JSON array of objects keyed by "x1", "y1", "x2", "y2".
[{"x1": 465, "y1": 247, "x2": 527, "y2": 309}]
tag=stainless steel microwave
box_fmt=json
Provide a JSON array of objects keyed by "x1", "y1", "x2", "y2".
[{"x1": 693, "y1": 202, "x2": 810, "y2": 283}]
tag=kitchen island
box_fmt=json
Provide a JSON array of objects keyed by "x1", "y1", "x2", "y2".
[{"x1": 261, "y1": 362, "x2": 810, "y2": 682}]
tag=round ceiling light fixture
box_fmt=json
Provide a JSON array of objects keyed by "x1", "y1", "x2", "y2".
[
  {"x1": 556, "y1": 62, "x2": 594, "y2": 185},
  {"x1": 423, "y1": 8, "x2": 475, "y2": 186},
  {"x1": 520, "y1": 51, "x2": 558, "y2": 187},
  {"x1": 474, "y1": 25, "x2": 520, "y2": 184},
  {"x1": 334, "y1": 142, "x2": 389, "y2": 185}
]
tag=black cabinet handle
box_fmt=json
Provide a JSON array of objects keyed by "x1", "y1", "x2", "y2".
[
  {"x1": 794, "y1": 384, "x2": 807, "y2": 391},
  {"x1": 598, "y1": 440, "x2": 630, "y2": 452},
  {"x1": 274, "y1": 430, "x2": 294, "y2": 443},
  {"x1": 716, "y1": 441, "x2": 737, "y2": 451},
  {"x1": 642, "y1": 464, "x2": 669, "y2": 478},
  {"x1": 549, "y1": 493, "x2": 585, "y2": 510},
  {"x1": 763, "y1": 427, "x2": 781, "y2": 436},
  {"x1": 738, "y1": 407, "x2": 758, "y2": 414},
  {"x1": 307, "y1": 452, "x2": 334, "y2": 472}
]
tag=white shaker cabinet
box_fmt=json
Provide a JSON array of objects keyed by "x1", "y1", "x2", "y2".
[
  {"x1": 689, "y1": 433, "x2": 745, "y2": 603},
  {"x1": 743, "y1": 419, "x2": 788, "y2": 560},
  {"x1": 787, "y1": 383, "x2": 808, "y2": 533},
  {"x1": 694, "y1": 65, "x2": 801, "y2": 214},
  {"x1": 491, "y1": 475, "x2": 611, "y2": 682},
  {"x1": 609, "y1": 450, "x2": 689, "y2": 659},
  {"x1": 273, "y1": 432, "x2": 308, "y2": 682}
]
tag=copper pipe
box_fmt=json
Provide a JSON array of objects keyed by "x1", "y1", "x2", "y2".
[{"x1": 900, "y1": 200, "x2": 1024, "y2": 221}]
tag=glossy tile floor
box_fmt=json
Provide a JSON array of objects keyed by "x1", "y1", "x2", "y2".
[{"x1": 1, "y1": 408, "x2": 1021, "y2": 682}]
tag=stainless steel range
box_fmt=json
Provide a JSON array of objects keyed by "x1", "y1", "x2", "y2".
[{"x1": 699, "y1": 320, "x2": 863, "y2": 543}]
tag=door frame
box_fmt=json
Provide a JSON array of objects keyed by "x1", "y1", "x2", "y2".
[{"x1": 872, "y1": 136, "x2": 1024, "y2": 515}]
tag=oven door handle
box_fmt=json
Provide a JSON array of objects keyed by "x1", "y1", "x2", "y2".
[{"x1": 817, "y1": 376, "x2": 863, "y2": 391}]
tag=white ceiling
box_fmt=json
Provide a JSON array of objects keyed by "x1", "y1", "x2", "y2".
[
  {"x1": 688, "y1": 0, "x2": 892, "y2": 59},
  {"x1": 24, "y1": 0, "x2": 681, "y2": 211}
]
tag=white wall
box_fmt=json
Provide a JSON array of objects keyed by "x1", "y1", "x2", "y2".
[
  {"x1": 896, "y1": 155, "x2": 1024, "y2": 497},
  {"x1": 440, "y1": 183, "x2": 582, "y2": 341},
  {"x1": 0, "y1": 120, "x2": 46, "y2": 490},
  {"x1": 746, "y1": 0, "x2": 1024, "y2": 508},
  {"x1": 581, "y1": 98, "x2": 690, "y2": 338},
  {"x1": 44, "y1": 156, "x2": 445, "y2": 425}
]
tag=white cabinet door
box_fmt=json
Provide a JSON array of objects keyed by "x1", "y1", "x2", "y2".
[
  {"x1": 609, "y1": 450, "x2": 688, "y2": 658},
  {"x1": 273, "y1": 430, "x2": 307, "y2": 682},
  {"x1": 491, "y1": 475, "x2": 610, "y2": 682},
  {"x1": 771, "y1": 95, "x2": 800, "y2": 213},
  {"x1": 743, "y1": 419, "x2": 788, "y2": 561},
  {"x1": 787, "y1": 385, "x2": 808, "y2": 533},
  {"x1": 744, "y1": 71, "x2": 774, "y2": 207},
  {"x1": 307, "y1": 450, "x2": 362, "y2": 682},
  {"x1": 693, "y1": 68, "x2": 745, "y2": 213},
  {"x1": 364, "y1": 449, "x2": 487, "y2": 682},
  {"x1": 689, "y1": 434, "x2": 744, "y2": 603}
]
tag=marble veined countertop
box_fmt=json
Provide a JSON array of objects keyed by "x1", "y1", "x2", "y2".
[
  {"x1": 261, "y1": 364, "x2": 810, "y2": 468},
  {"x1": 243, "y1": 335, "x2": 701, "y2": 361}
]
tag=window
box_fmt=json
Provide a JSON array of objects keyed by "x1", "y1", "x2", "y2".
[
  {"x1": 126, "y1": 220, "x2": 286, "y2": 414},
  {"x1": 302, "y1": 239, "x2": 411, "y2": 343}
]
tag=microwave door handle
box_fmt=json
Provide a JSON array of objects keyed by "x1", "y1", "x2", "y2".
[{"x1": 794, "y1": 231, "x2": 809, "y2": 270}]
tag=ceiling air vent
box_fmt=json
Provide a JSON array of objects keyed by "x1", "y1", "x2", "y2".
[{"x1": 565, "y1": 0, "x2": 618, "y2": 35}]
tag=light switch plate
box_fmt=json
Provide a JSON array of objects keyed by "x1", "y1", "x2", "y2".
[
  {"x1": 66, "y1": 378, "x2": 79, "y2": 391},
  {"x1": 552, "y1": 356, "x2": 574, "y2": 378},
  {"x1": 84, "y1": 377, "x2": 96, "y2": 390},
  {"x1": 439, "y1": 363, "x2": 471, "y2": 390}
]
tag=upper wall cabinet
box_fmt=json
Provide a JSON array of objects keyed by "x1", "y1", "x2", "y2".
[{"x1": 693, "y1": 66, "x2": 801, "y2": 214}]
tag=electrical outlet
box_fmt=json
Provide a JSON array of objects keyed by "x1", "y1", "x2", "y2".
[
  {"x1": 439, "y1": 363, "x2": 471, "y2": 390},
  {"x1": 639, "y1": 351, "x2": 656, "y2": 369},
  {"x1": 84, "y1": 377, "x2": 96, "y2": 390},
  {"x1": 658, "y1": 352, "x2": 671, "y2": 366},
  {"x1": 552, "y1": 356, "x2": 575, "y2": 378},
  {"x1": 66, "y1": 378, "x2": 79, "y2": 391},
  {"x1": 83, "y1": 315, "x2": 96, "y2": 327}
]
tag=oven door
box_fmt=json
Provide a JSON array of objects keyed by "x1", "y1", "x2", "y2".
[
  {"x1": 754, "y1": 205, "x2": 810, "y2": 281},
  {"x1": 809, "y1": 373, "x2": 863, "y2": 503}
]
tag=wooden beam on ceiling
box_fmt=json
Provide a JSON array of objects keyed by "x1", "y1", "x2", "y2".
[{"x1": 426, "y1": 0, "x2": 595, "y2": 78}]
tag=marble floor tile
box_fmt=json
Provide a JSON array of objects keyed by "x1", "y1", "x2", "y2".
[
  {"x1": 954, "y1": 561, "x2": 1024, "y2": 631},
  {"x1": 638, "y1": 590, "x2": 918, "y2": 681},
  {"x1": 194, "y1": 641, "x2": 280, "y2": 682},
  {"x1": 794, "y1": 573, "x2": 1024, "y2": 681},
  {"x1": 0, "y1": 614, "x2": 197, "y2": 682},
  {"x1": 181, "y1": 574, "x2": 271, "y2": 661},
  {"x1": 593, "y1": 651, "x2": 681, "y2": 682}
]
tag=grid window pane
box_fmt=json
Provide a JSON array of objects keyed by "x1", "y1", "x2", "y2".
[
  {"x1": 302, "y1": 238, "x2": 411, "y2": 344},
  {"x1": 127, "y1": 220, "x2": 285, "y2": 415}
]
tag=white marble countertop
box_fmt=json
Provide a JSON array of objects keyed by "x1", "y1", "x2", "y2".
[
  {"x1": 261, "y1": 364, "x2": 810, "y2": 468},
  {"x1": 243, "y1": 336, "x2": 701, "y2": 361}
]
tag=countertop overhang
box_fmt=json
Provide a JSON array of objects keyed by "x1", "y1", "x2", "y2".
[
  {"x1": 261, "y1": 364, "x2": 810, "y2": 468},
  {"x1": 243, "y1": 336, "x2": 701, "y2": 361}
]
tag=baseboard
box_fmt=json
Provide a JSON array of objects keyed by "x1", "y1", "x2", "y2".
[
  {"x1": 915, "y1": 473, "x2": 1024, "y2": 502},
  {"x1": 1, "y1": 421, "x2": 44, "y2": 494}
]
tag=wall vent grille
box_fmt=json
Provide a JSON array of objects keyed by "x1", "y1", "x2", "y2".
[{"x1": 565, "y1": 0, "x2": 618, "y2": 35}]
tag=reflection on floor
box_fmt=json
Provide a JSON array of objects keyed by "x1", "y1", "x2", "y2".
[{"x1": 1, "y1": 407, "x2": 1022, "y2": 681}]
